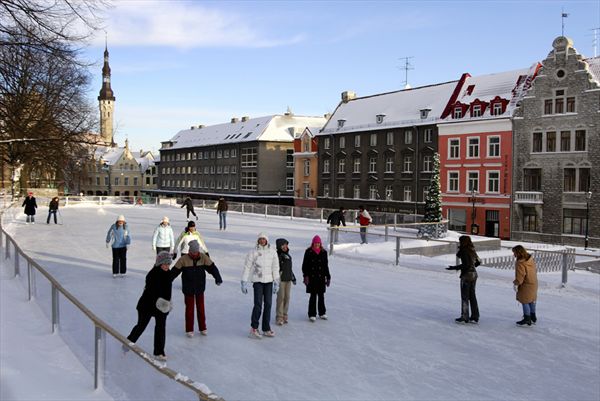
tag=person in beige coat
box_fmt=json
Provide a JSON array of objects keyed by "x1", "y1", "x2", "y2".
[{"x1": 512, "y1": 245, "x2": 538, "y2": 326}]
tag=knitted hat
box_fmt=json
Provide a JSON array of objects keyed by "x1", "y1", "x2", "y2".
[
  {"x1": 161, "y1": 216, "x2": 170, "y2": 224},
  {"x1": 188, "y1": 240, "x2": 200, "y2": 254},
  {"x1": 257, "y1": 232, "x2": 269, "y2": 242},
  {"x1": 117, "y1": 215, "x2": 126, "y2": 222},
  {"x1": 312, "y1": 235, "x2": 322, "y2": 245},
  {"x1": 155, "y1": 251, "x2": 172, "y2": 266}
]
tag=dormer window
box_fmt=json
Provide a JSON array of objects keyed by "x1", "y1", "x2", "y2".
[
  {"x1": 491, "y1": 103, "x2": 503, "y2": 116},
  {"x1": 453, "y1": 107, "x2": 463, "y2": 119},
  {"x1": 420, "y1": 109, "x2": 431, "y2": 119},
  {"x1": 471, "y1": 105, "x2": 482, "y2": 117},
  {"x1": 337, "y1": 119, "x2": 346, "y2": 129},
  {"x1": 376, "y1": 114, "x2": 386, "y2": 124}
]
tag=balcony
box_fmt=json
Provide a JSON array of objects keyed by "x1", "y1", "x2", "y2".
[{"x1": 514, "y1": 191, "x2": 544, "y2": 204}]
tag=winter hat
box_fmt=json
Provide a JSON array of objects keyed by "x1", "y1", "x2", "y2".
[
  {"x1": 257, "y1": 232, "x2": 269, "y2": 243},
  {"x1": 187, "y1": 221, "x2": 195, "y2": 228},
  {"x1": 188, "y1": 240, "x2": 201, "y2": 254},
  {"x1": 312, "y1": 235, "x2": 322, "y2": 245},
  {"x1": 155, "y1": 251, "x2": 173, "y2": 266},
  {"x1": 117, "y1": 215, "x2": 126, "y2": 222},
  {"x1": 161, "y1": 216, "x2": 170, "y2": 224}
]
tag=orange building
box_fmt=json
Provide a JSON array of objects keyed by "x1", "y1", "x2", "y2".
[{"x1": 293, "y1": 127, "x2": 320, "y2": 208}]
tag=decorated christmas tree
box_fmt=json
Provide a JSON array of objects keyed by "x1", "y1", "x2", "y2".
[{"x1": 419, "y1": 152, "x2": 447, "y2": 238}]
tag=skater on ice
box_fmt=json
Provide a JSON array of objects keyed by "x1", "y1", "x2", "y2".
[
  {"x1": 106, "y1": 215, "x2": 131, "y2": 277},
  {"x1": 275, "y1": 238, "x2": 296, "y2": 325},
  {"x1": 22, "y1": 191, "x2": 37, "y2": 224},
  {"x1": 512, "y1": 245, "x2": 538, "y2": 327},
  {"x1": 446, "y1": 235, "x2": 481, "y2": 324},
  {"x1": 302, "y1": 235, "x2": 330, "y2": 322},
  {"x1": 152, "y1": 216, "x2": 175, "y2": 255}
]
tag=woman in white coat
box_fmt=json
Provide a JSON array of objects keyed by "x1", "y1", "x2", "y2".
[
  {"x1": 152, "y1": 216, "x2": 175, "y2": 255},
  {"x1": 241, "y1": 232, "x2": 280, "y2": 339}
]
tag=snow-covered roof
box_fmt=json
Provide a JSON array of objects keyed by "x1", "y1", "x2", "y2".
[
  {"x1": 167, "y1": 114, "x2": 326, "y2": 149},
  {"x1": 317, "y1": 81, "x2": 459, "y2": 136},
  {"x1": 97, "y1": 147, "x2": 124, "y2": 165},
  {"x1": 585, "y1": 56, "x2": 600, "y2": 84}
]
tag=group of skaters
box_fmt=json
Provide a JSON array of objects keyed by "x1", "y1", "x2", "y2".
[{"x1": 21, "y1": 192, "x2": 61, "y2": 225}]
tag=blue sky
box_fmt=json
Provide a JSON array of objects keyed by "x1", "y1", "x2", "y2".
[{"x1": 83, "y1": 0, "x2": 600, "y2": 153}]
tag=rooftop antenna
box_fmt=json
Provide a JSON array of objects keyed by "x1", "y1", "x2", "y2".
[
  {"x1": 561, "y1": 9, "x2": 569, "y2": 36},
  {"x1": 398, "y1": 56, "x2": 414, "y2": 89}
]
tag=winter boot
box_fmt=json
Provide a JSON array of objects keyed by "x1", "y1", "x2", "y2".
[
  {"x1": 455, "y1": 317, "x2": 469, "y2": 324},
  {"x1": 516, "y1": 315, "x2": 532, "y2": 327},
  {"x1": 249, "y1": 328, "x2": 262, "y2": 339},
  {"x1": 531, "y1": 313, "x2": 537, "y2": 324}
]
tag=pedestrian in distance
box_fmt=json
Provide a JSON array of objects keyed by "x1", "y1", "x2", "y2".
[
  {"x1": 105, "y1": 215, "x2": 131, "y2": 278},
  {"x1": 356, "y1": 205, "x2": 372, "y2": 244},
  {"x1": 241, "y1": 232, "x2": 280, "y2": 339},
  {"x1": 47, "y1": 196, "x2": 59, "y2": 224},
  {"x1": 512, "y1": 245, "x2": 538, "y2": 327},
  {"x1": 302, "y1": 235, "x2": 331, "y2": 322},
  {"x1": 275, "y1": 238, "x2": 296, "y2": 325},
  {"x1": 152, "y1": 216, "x2": 175, "y2": 256},
  {"x1": 216, "y1": 197, "x2": 228, "y2": 230},
  {"x1": 446, "y1": 235, "x2": 481, "y2": 324},
  {"x1": 22, "y1": 191, "x2": 37, "y2": 224},
  {"x1": 181, "y1": 195, "x2": 198, "y2": 221},
  {"x1": 126, "y1": 251, "x2": 179, "y2": 361},
  {"x1": 172, "y1": 240, "x2": 222, "y2": 337},
  {"x1": 175, "y1": 221, "x2": 209, "y2": 257},
  {"x1": 327, "y1": 207, "x2": 346, "y2": 244}
]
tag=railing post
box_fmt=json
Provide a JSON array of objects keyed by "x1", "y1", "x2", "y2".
[
  {"x1": 328, "y1": 228, "x2": 334, "y2": 255},
  {"x1": 52, "y1": 285, "x2": 60, "y2": 333},
  {"x1": 320, "y1": 208, "x2": 323, "y2": 223},
  {"x1": 265, "y1": 205, "x2": 268, "y2": 218},
  {"x1": 202, "y1": 200, "x2": 206, "y2": 210},
  {"x1": 561, "y1": 250, "x2": 569, "y2": 287},
  {"x1": 385, "y1": 225, "x2": 389, "y2": 242},
  {"x1": 14, "y1": 249, "x2": 19, "y2": 277},
  {"x1": 395, "y1": 236, "x2": 400, "y2": 265},
  {"x1": 394, "y1": 214, "x2": 398, "y2": 232},
  {"x1": 290, "y1": 206, "x2": 293, "y2": 220},
  {"x1": 27, "y1": 261, "x2": 33, "y2": 301},
  {"x1": 94, "y1": 326, "x2": 106, "y2": 390},
  {"x1": 241, "y1": 204, "x2": 244, "y2": 215}
]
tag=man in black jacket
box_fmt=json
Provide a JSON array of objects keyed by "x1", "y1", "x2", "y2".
[{"x1": 326, "y1": 207, "x2": 346, "y2": 244}]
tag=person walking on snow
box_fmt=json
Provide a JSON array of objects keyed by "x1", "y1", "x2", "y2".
[
  {"x1": 446, "y1": 235, "x2": 481, "y2": 324},
  {"x1": 275, "y1": 238, "x2": 296, "y2": 325},
  {"x1": 216, "y1": 197, "x2": 228, "y2": 230},
  {"x1": 172, "y1": 240, "x2": 222, "y2": 337},
  {"x1": 181, "y1": 196, "x2": 198, "y2": 221},
  {"x1": 175, "y1": 221, "x2": 209, "y2": 257},
  {"x1": 46, "y1": 196, "x2": 59, "y2": 224},
  {"x1": 152, "y1": 216, "x2": 175, "y2": 255},
  {"x1": 302, "y1": 235, "x2": 331, "y2": 322},
  {"x1": 356, "y1": 205, "x2": 372, "y2": 244},
  {"x1": 126, "y1": 251, "x2": 179, "y2": 361},
  {"x1": 106, "y1": 215, "x2": 131, "y2": 278},
  {"x1": 22, "y1": 192, "x2": 37, "y2": 224},
  {"x1": 512, "y1": 245, "x2": 538, "y2": 327},
  {"x1": 326, "y1": 207, "x2": 346, "y2": 244},
  {"x1": 241, "y1": 232, "x2": 280, "y2": 339}
]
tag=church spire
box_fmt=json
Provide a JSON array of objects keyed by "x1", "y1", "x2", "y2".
[
  {"x1": 98, "y1": 40, "x2": 115, "y2": 102},
  {"x1": 98, "y1": 38, "x2": 116, "y2": 145}
]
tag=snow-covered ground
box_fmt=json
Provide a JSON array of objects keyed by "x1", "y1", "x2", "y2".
[{"x1": 1, "y1": 204, "x2": 599, "y2": 401}]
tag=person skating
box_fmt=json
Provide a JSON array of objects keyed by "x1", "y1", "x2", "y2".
[
  {"x1": 326, "y1": 207, "x2": 346, "y2": 244},
  {"x1": 356, "y1": 205, "x2": 372, "y2": 244},
  {"x1": 46, "y1": 196, "x2": 59, "y2": 224},
  {"x1": 126, "y1": 251, "x2": 179, "y2": 361},
  {"x1": 22, "y1": 192, "x2": 37, "y2": 224},
  {"x1": 512, "y1": 245, "x2": 538, "y2": 327},
  {"x1": 181, "y1": 196, "x2": 198, "y2": 221},
  {"x1": 152, "y1": 216, "x2": 175, "y2": 255},
  {"x1": 302, "y1": 235, "x2": 331, "y2": 322},
  {"x1": 105, "y1": 215, "x2": 131, "y2": 278},
  {"x1": 216, "y1": 197, "x2": 228, "y2": 230},
  {"x1": 446, "y1": 235, "x2": 481, "y2": 324},
  {"x1": 175, "y1": 221, "x2": 209, "y2": 257},
  {"x1": 172, "y1": 240, "x2": 222, "y2": 337},
  {"x1": 275, "y1": 238, "x2": 296, "y2": 325},
  {"x1": 241, "y1": 232, "x2": 280, "y2": 339}
]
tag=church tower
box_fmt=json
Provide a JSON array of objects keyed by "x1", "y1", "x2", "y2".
[{"x1": 98, "y1": 42, "x2": 116, "y2": 146}]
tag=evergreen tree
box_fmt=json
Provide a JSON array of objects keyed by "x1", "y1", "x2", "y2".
[{"x1": 419, "y1": 152, "x2": 446, "y2": 238}]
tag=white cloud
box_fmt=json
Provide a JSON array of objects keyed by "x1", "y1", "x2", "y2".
[{"x1": 92, "y1": 1, "x2": 304, "y2": 48}]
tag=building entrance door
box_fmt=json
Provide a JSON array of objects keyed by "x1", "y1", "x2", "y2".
[{"x1": 485, "y1": 210, "x2": 500, "y2": 238}]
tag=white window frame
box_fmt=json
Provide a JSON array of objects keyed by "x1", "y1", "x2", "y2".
[
  {"x1": 338, "y1": 184, "x2": 345, "y2": 198},
  {"x1": 353, "y1": 184, "x2": 360, "y2": 199},
  {"x1": 423, "y1": 155, "x2": 433, "y2": 172},
  {"x1": 369, "y1": 185, "x2": 378, "y2": 200},
  {"x1": 354, "y1": 135, "x2": 361, "y2": 148},
  {"x1": 448, "y1": 171, "x2": 459, "y2": 193},
  {"x1": 487, "y1": 170, "x2": 500, "y2": 193},
  {"x1": 386, "y1": 132, "x2": 394, "y2": 145},
  {"x1": 338, "y1": 159, "x2": 345, "y2": 173},
  {"x1": 370, "y1": 133, "x2": 377, "y2": 146},
  {"x1": 467, "y1": 171, "x2": 479, "y2": 193},
  {"x1": 403, "y1": 155, "x2": 412, "y2": 173},
  {"x1": 472, "y1": 104, "x2": 481, "y2": 117},
  {"x1": 449, "y1": 138, "x2": 460, "y2": 159},
  {"x1": 404, "y1": 130, "x2": 412, "y2": 144},
  {"x1": 488, "y1": 136, "x2": 500, "y2": 158},
  {"x1": 323, "y1": 183, "x2": 330, "y2": 198},
  {"x1": 467, "y1": 137, "x2": 480, "y2": 158},
  {"x1": 369, "y1": 157, "x2": 377, "y2": 173},
  {"x1": 385, "y1": 156, "x2": 394, "y2": 173},
  {"x1": 424, "y1": 128, "x2": 433, "y2": 143},
  {"x1": 324, "y1": 137, "x2": 330, "y2": 149},
  {"x1": 385, "y1": 185, "x2": 393, "y2": 200},
  {"x1": 353, "y1": 157, "x2": 361, "y2": 173},
  {"x1": 403, "y1": 186, "x2": 412, "y2": 202},
  {"x1": 323, "y1": 159, "x2": 330, "y2": 173},
  {"x1": 339, "y1": 136, "x2": 346, "y2": 148},
  {"x1": 303, "y1": 160, "x2": 310, "y2": 176}
]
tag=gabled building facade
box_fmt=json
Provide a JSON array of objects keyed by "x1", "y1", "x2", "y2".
[
  {"x1": 293, "y1": 127, "x2": 322, "y2": 208},
  {"x1": 511, "y1": 37, "x2": 599, "y2": 247}
]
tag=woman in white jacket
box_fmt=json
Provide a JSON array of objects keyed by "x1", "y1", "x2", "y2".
[
  {"x1": 175, "y1": 221, "x2": 209, "y2": 256},
  {"x1": 241, "y1": 232, "x2": 280, "y2": 339},
  {"x1": 152, "y1": 216, "x2": 175, "y2": 255}
]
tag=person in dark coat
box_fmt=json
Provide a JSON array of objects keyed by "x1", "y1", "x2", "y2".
[
  {"x1": 181, "y1": 196, "x2": 198, "y2": 221},
  {"x1": 302, "y1": 235, "x2": 331, "y2": 321},
  {"x1": 216, "y1": 197, "x2": 228, "y2": 230},
  {"x1": 172, "y1": 240, "x2": 222, "y2": 337},
  {"x1": 47, "y1": 196, "x2": 59, "y2": 224},
  {"x1": 446, "y1": 235, "x2": 481, "y2": 324},
  {"x1": 22, "y1": 192, "x2": 37, "y2": 224},
  {"x1": 326, "y1": 207, "x2": 346, "y2": 244},
  {"x1": 126, "y1": 251, "x2": 179, "y2": 361},
  {"x1": 275, "y1": 238, "x2": 296, "y2": 325}
]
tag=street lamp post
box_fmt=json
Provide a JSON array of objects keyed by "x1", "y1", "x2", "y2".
[
  {"x1": 585, "y1": 191, "x2": 592, "y2": 249},
  {"x1": 470, "y1": 189, "x2": 479, "y2": 235},
  {"x1": 102, "y1": 163, "x2": 111, "y2": 196}
]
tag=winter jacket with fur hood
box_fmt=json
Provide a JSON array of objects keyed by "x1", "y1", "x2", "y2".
[
  {"x1": 513, "y1": 256, "x2": 538, "y2": 304},
  {"x1": 242, "y1": 234, "x2": 280, "y2": 283}
]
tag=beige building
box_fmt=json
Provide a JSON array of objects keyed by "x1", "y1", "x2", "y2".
[{"x1": 293, "y1": 127, "x2": 321, "y2": 208}]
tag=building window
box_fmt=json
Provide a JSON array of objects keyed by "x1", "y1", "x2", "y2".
[
  {"x1": 385, "y1": 156, "x2": 394, "y2": 173},
  {"x1": 370, "y1": 133, "x2": 377, "y2": 146},
  {"x1": 369, "y1": 157, "x2": 377, "y2": 173},
  {"x1": 354, "y1": 135, "x2": 361, "y2": 147},
  {"x1": 231, "y1": 149, "x2": 237, "y2": 158},
  {"x1": 403, "y1": 186, "x2": 412, "y2": 202},
  {"x1": 467, "y1": 171, "x2": 479, "y2": 192},
  {"x1": 304, "y1": 183, "x2": 311, "y2": 198},
  {"x1": 491, "y1": 102, "x2": 503, "y2": 116},
  {"x1": 338, "y1": 159, "x2": 345, "y2": 173},
  {"x1": 563, "y1": 208, "x2": 586, "y2": 235},
  {"x1": 423, "y1": 186, "x2": 429, "y2": 202},
  {"x1": 449, "y1": 139, "x2": 460, "y2": 159},
  {"x1": 324, "y1": 137, "x2": 330, "y2": 149},
  {"x1": 468, "y1": 137, "x2": 479, "y2": 158},
  {"x1": 566, "y1": 97, "x2": 576, "y2": 113},
  {"x1": 241, "y1": 172, "x2": 257, "y2": 191},
  {"x1": 338, "y1": 119, "x2": 345, "y2": 128},
  {"x1": 448, "y1": 209, "x2": 467, "y2": 231},
  {"x1": 96, "y1": 177, "x2": 100, "y2": 186},
  {"x1": 304, "y1": 139, "x2": 310, "y2": 152},
  {"x1": 231, "y1": 180, "x2": 237, "y2": 190},
  {"x1": 532, "y1": 132, "x2": 542, "y2": 152},
  {"x1": 404, "y1": 130, "x2": 412, "y2": 144},
  {"x1": 241, "y1": 147, "x2": 258, "y2": 167},
  {"x1": 286, "y1": 149, "x2": 294, "y2": 168},
  {"x1": 323, "y1": 159, "x2": 330, "y2": 173},
  {"x1": 339, "y1": 136, "x2": 345, "y2": 148},
  {"x1": 424, "y1": 128, "x2": 433, "y2": 143},
  {"x1": 403, "y1": 155, "x2": 412, "y2": 172},
  {"x1": 217, "y1": 150, "x2": 222, "y2": 159},
  {"x1": 339, "y1": 184, "x2": 346, "y2": 198},
  {"x1": 423, "y1": 155, "x2": 433, "y2": 172},
  {"x1": 304, "y1": 160, "x2": 310, "y2": 176},
  {"x1": 523, "y1": 207, "x2": 538, "y2": 232},
  {"x1": 385, "y1": 185, "x2": 393, "y2": 200},
  {"x1": 544, "y1": 89, "x2": 576, "y2": 115},
  {"x1": 217, "y1": 166, "x2": 222, "y2": 174},
  {"x1": 575, "y1": 130, "x2": 586, "y2": 151},
  {"x1": 471, "y1": 105, "x2": 481, "y2": 117},
  {"x1": 524, "y1": 169, "x2": 542, "y2": 191},
  {"x1": 448, "y1": 171, "x2": 459, "y2": 192},
  {"x1": 323, "y1": 183, "x2": 330, "y2": 198},
  {"x1": 124, "y1": 177, "x2": 129, "y2": 186},
  {"x1": 386, "y1": 132, "x2": 394, "y2": 145},
  {"x1": 231, "y1": 165, "x2": 237, "y2": 174},
  {"x1": 210, "y1": 151, "x2": 216, "y2": 159},
  {"x1": 487, "y1": 171, "x2": 500, "y2": 193},
  {"x1": 453, "y1": 107, "x2": 462, "y2": 118},
  {"x1": 286, "y1": 173, "x2": 294, "y2": 191},
  {"x1": 224, "y1": 149, "x2": 229, "y2": 158},
  {"x1": 224, "y1": 166, "x2": 230, "y2": 174},
  {"x1": 546, "y1": 131, "x2": 556, "y2": 152},
  {"x1": 488, "y1": 136, "x2": 500, "y2": 157},
  {"x1": 353, "y1": 184, "x2": 360, "y2": 199},
  {"x1": 560, "y1": 131, "x2": 571, "y2": 152},
  {"x1": 369, "y1": 185, "x2": 378, "y2": 200},
  {"x1": 210, "y1": 166, "x2": 215, "y2": 174},
  {"x1": 353, "y1": 157, "x2": 361, "y2": 173}
]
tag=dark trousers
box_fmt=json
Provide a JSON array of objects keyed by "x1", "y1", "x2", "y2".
[
  {"x1": 460, "y1": 279, "x2": 479, "y2": 320},
  {"x1": 46, "y1": 210, "x2": 57, "y2": 224},
  {"x1": 184, "y1": 293, "x2": 206, "y2": 332},
  {"x1": 251, "y1": 282, "x2": 273, "y2": 331},
  {"x1": 112, "y1": 247, "x2": 127, "y2": 274},
  {"x1": 127, "y1": 309, "x2": 167, "y2": 356},
  {"x1": 156, "y1": 247, "x2": 170, "y2": 254},
  {"x1": 186, "y1": 208, "x2": 197, "y2": 219},
  {"x1": 26, "y1": 214, "x2": 35, "y2": 223},
  {"x1": 308, "y1": 292, "x2": 326, "y2": 317}
]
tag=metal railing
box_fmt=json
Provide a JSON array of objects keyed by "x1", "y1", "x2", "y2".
[{"x1": 0, "y1": 205, "x2": 223, "y2": 401}]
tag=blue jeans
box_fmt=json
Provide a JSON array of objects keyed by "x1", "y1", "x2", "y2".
[
  {"x1": 522, "y1": 302, "x2": 536, "y2": 316},
  {"x1": 251, "y1": 282, "x2": 273, "y2": 331},
  {"x1": 360, "y1": 227, "x2": 368, "y2": 243},
  {"x1": 47, "y1": 210, "x2": 57, "y2": 224},
  {"x1": 219, "y1": 212, "x2": 227, "y2": 230}
]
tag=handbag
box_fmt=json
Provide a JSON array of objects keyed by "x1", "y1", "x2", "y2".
[{"x1": 155, "y1": 297, "x2": 172, "y2": 313}]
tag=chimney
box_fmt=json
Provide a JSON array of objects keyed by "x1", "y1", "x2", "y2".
[
  {"x1": 190, "y1": 126, "x2": 195, "y2": 130},
  {"x1": 241, "y1": 116, "x2": 249, "y2": 122},
  {"x1": 231, "y1": 117, "x2": 239, "y2": 123},
  {"x1": 341, "y1": 91, "x2": 356, "y2": 103},
  {"x1": 198, "y1": 124, "x2": 205, "y2": 128},
  {"x1": 324, "y1": 113, "x2": 332, "y2": 120},
  {"x1": 140, "y1": 149, "x2": 143, "y2": 155}
]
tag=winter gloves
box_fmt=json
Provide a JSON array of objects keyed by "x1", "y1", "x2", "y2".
[
  {"x1": 106, "y1": 242, "x2": 110, "y2": 248},
  {"x1": 326, "y1": 278, "x2": 331, "y2": 287},
  {"x1": 273, "y1": 280, "x2": 280, "y2": 294},
  {"x1": 155, "y1": 298, "x2": 172, "y2": 313},
  {"x1": 216, "y1": 278, "x2": 223, "y2": 286},
  {"x1": 513, "y1": 284, "x2": 519, "y2": 293},
  {"x1": 241, "y1": 281, "x2": 249, "y2": 294},
  {"x1": 292, "y1": 273, "x2": 297, "y2": 285},
  {"x1": 303, "y1": 276, "x2": 309, "y2": 286}
]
